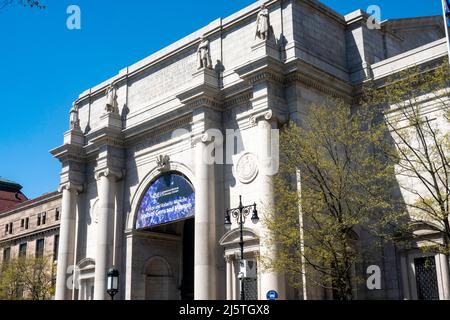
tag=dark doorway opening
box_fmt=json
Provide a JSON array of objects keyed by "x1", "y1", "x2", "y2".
[
  {"x1": 180, "y1": 218, "x2": 195, "y2": 300},
  {"x1": 415, "y1": 256, "x2": 439, "y2": 300}
]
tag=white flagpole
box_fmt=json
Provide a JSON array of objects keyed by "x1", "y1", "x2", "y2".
[{"x1": 442, "y1": 0, "x2": 450, "y2": 63}]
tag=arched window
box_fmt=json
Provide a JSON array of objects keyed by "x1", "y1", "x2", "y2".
[{"x1": 136, "y1": 173, "x2": 195, "y2": 230}]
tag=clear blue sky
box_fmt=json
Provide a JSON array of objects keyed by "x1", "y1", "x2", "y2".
[{"x1": 0, "y1": 0, "x2": 444, "y2": 199}]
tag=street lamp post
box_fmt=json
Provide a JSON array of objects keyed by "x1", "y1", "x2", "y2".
[
  {"x1": 107, "y1": 268, "x2": 119, "y2": 300},
  {"x1": 225, "y1": 195, "x2": 259, "y2": 301}
]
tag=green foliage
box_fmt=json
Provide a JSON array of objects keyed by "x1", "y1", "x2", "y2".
[
  {"x1": 265, "y1": 98, "x2": 396, "y2": 300},
  {"x1": 0, "y1": 256, "x2": 55, "y2": 300},
  {"x1": 363, "y1": 60, "x2": 450, "y2": 254}
]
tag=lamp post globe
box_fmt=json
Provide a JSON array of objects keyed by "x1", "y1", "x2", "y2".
[{"x1": 107, "y1": 268, "x2": 119, "y2": 300}]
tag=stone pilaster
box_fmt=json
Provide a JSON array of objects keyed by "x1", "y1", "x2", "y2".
[
  {"x1": 176, "y1": 62, "x2": 222, "y2": 300},
  {"x1": 193, "y1": 132, "x2": 217, "y2": 300},
  {"x1": 439, "y1": 254, "x2": 450, "y2": 300},
  {"x1": 251, "y1": 111, "x2": 286, "y2": 300},
  {"x1": 55, "y1": 182, "x2": 83, "y2": 300},
  {"x1": 225, "y1": 255, "x2": 233, "y2": 300},
  {"x1": 93, "y1": 168, "x2": 124, "y2": 300}
]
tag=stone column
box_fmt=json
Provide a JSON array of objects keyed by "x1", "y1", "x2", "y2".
[
  {"x1": 439, "y1": 254, "x2": 450, "y2": 300},
  {"x1": 55, "y1": 183, "x2": 82, "y2": 300},
  {"x1": 94, "y1": 169, "x2": 122, "y2": 300},
  {"x1": 226, "y1": 256, "x2": 233, "y2": 300},
  {"x1": 399, "y1": 253, "x2": 411, "y2": 300},
  {"x1": 253, "y1": 111, "x2": 286, "y2": 300},
  {"x1": 194, "y1": 134, "x2": 217, "y2": 300}
]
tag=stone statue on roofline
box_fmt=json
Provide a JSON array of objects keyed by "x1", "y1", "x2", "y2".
[
  {"x1": 69, "y1": 102, "x2": 80, "y2": 130},
  {"x1": 255, "y1": 3, "x2": 272, "y2": 41},
  {"x1": 105, "y1": 83, "x2": 118, "y2": 114},
  {"x1": 197, "y1": 36, "x2": 213, "y2": 70}
]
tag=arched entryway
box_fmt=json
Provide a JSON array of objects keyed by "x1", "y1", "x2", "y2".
[{"x1": 126, "y1": 168, "x2": 196, "y2": 300}]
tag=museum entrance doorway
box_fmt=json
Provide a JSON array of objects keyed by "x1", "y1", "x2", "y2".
[
  {"x1": 136, "y1": 172, "x2": 196, "y2": 300},
  {"x1": 142, "y1": 217, "x2": 195, "y2": 300},
  {"x1": 180, "y1": 218, "x2": 194, "y2": 300}
]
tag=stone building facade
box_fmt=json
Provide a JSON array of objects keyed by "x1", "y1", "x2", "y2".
[
  {"x1": 51, "y1": 0, "x2": 449, "y2": 300},
  {"x1": 0, "y1": 191, "x2": 61, "y2": 267}
]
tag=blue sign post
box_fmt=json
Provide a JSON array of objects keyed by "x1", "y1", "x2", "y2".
[
  {"x1": 266, "y1": 290, "x2": 279, "y2": 301},
  {"x1": 136, "y1": 174, "x2": 195, "y2": 229}
]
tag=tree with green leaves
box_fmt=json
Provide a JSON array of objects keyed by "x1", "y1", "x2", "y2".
[
  {"x1": 0, "y1": 256, "x2": 55, "y2": 300},
  {"x1": 265, "y1": 98, "x2": 396, "y2": 300},
  {"x1": 363, "y1": 61, "x2": 450, "y2": 256}
]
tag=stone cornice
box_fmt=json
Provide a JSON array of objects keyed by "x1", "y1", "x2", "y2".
[
  {"x1": 223, "y1": 91, "x2": 253, "y2": 109},
  {"x1": 187, "y1": 96, "x2": 221, "y2": 111},
  {"x1": 284, "y1": 59, "x2": 354, "y2": 101},
  {"x1": 127, "y1": 114, "x2": 192, "y2": 149},
  {"x1": 235, "y1": 55, "x2": 285, "y2": 86},
  {"x1": 50, "y1": 143, "x2": 86, "y2": 163},
  {"x1": 176, "y1": 73, "x2": 223, "y2": 112},
  {"x1": 0, "y1": 193, "x2": 62, "y2": 218},
  {"x1": 84, "y1": 129, "x2": 125, "y2": 156}
]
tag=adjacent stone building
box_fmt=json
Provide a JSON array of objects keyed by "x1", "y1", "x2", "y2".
[
  {"x1": 0, "y1": 191, "x2": 61, "y2": 267},
  {"x1": 51, "y1": 0, "x2": 449, "y2": 300}
]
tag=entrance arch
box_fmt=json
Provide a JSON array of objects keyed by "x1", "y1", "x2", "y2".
[
  {"x1": 125, "y1": 163, "x2": 196, "y2": 300},
  {"x1": 127, "y1": 162, "x2": 195, "y2": 231}
]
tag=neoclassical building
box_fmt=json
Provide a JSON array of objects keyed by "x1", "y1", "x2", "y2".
[{"x1": 51, "y1": 0, "x2": 449, "y2": 300}]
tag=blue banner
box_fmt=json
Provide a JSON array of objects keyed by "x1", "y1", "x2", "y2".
[
  {"x1": 444, "y1": 0, "x2": 450, "y2": 62},
  {"x1": 136, "y1": 174, "x2": 195, "y2": 229},
  {"x1": 446, "y1": 0, "x2": 450, "y2": 22}
]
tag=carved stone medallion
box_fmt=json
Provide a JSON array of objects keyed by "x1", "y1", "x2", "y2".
[{"x1": 236, "y1": 152, "x2": 259, "y2": 184}]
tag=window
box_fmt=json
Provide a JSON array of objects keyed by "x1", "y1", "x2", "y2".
[
  {"x1": 37, "y1": 213, "x2": 41, "y2": 226},
  {"x1": 4, "y1": 224, "x2": 8, "y2": 235},
  {"x1": 19, "y1": 243, "x2": 27, "y2": 258},
  {"x1": 42, "y1": 212, "x2": 47, "y2": 225},
  {"x1": 53, "y1": 235, "x2": 59, "y2": 262},
  {"x1": 2, "y1": 247, "x2": 11, "y2": 265},
  {"x1": 36, "y1": 239, "x2": 45, "y2": 258},
  {"x1": 55, "y1": 208, "x2": 60, "y2": 221},
  {"x1": 21, "y1": 219, "x2": 24, "y2": 229},
  {"x1": 25, "y1": 218, "x2": 29, "y2": 230},
  {"x1": 9, "y1": 223, "x2": 13, "y2": 235}
]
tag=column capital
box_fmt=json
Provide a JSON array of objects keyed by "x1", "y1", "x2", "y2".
[
  {"x1": 58, "y1": 182, "x2": 83, "y2": 194},
  {"x1": 191, "y1": 131, "x2": 216, "y2": 146},
  {"x1": 95, "y1": 168, "x2": 126, "y2": 181},
  {"x1": 249, "y1": 109, "x2": 287, "y2": 126},
  {"x1": 249, "y1": 109, "x2": 274, "y2": 126}
]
